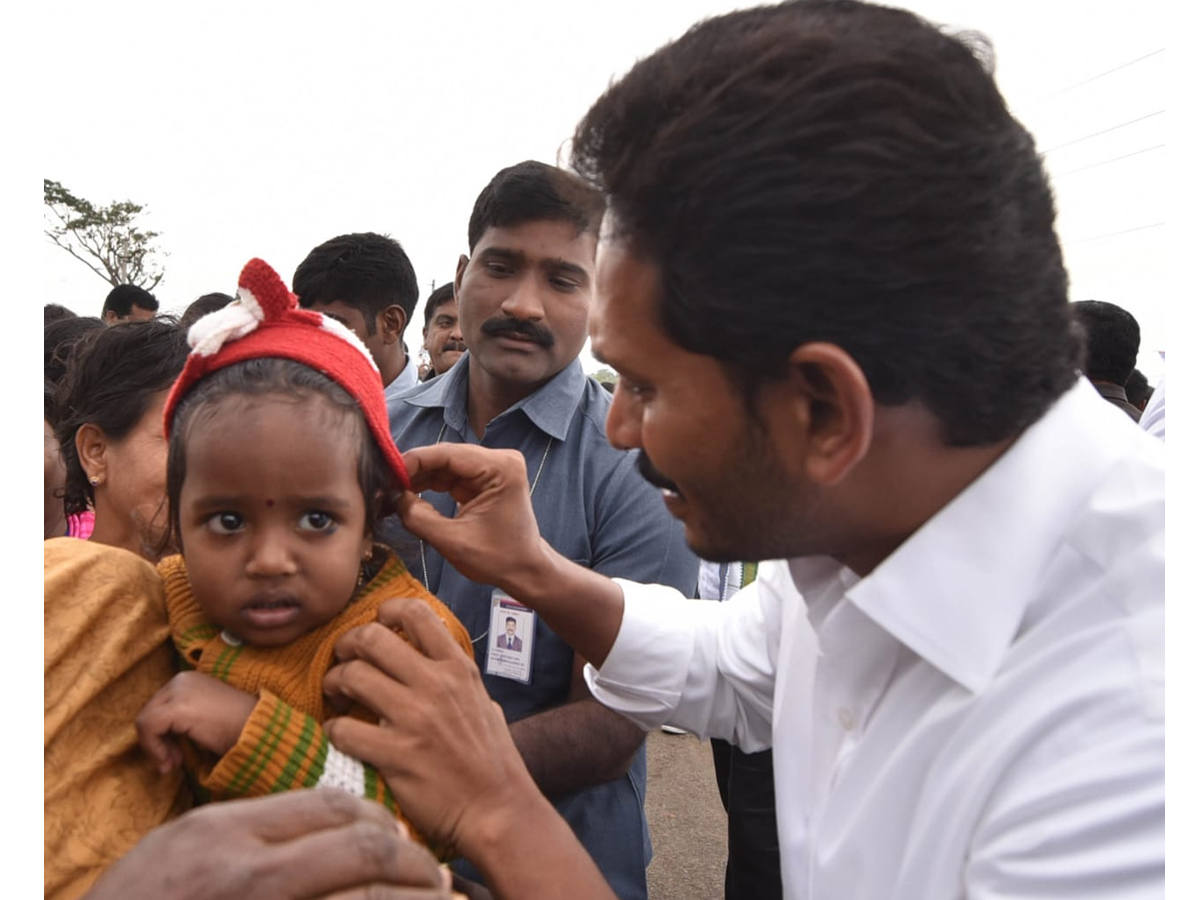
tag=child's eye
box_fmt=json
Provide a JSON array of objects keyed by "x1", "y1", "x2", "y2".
[
  {"x1": 207, "y1": 512, "x2": 244, "y2": 534},
  {"x1": 299, "y1": 511, "x2": 336, "y2": 533}
]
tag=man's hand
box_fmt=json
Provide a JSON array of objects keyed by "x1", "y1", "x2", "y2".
[
  {"x1": 324, "y1": 597, "x2": 541, "y2": 857},
  {"x1": 84, "y1": 790, "x2": 457, "y2": 900},
  {"x1": 136, "y1": 671, "x2": 257, "y2": 773},
  {"x1": 324, "y1": 599, "x2": 618, "y2": 900},
  {"x1": 398, "y1": 444, "x2": 551, "y2": 597},
  {"x1": 398, "y1": 443, "x2": 628, "y2": 667}
]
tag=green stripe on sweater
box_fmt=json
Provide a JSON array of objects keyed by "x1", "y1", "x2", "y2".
[
  {"x1": 272, "y1": 714, "x2": 319, "y2": 792},
  {"x1": 228, "y1": 699, "x2": 290, "y2": 794}
]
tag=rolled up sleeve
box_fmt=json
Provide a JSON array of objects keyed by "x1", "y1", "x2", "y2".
[{"x1": 586, "y1": 572, "x2": 780, "y2": 751}]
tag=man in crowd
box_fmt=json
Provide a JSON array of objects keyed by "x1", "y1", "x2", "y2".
[
  {"x1": 384, "y1": 159, "x2": 699, "y2": 899},
  {"x1": 101, "y1": 284, "x2": 158, "y2": 324},
  {"x1": 324, "y1": 4, "x2": 1164, "y2": 900},
  {"x1": 293, "y1": 232, "x2": 421, "y2": 403},
  {"x1": 421, "y1": 281, "x2": 466, "y2": 380},
  {"x1": 1072, "y1": 299, "x2": 1144, "y2": 421}
]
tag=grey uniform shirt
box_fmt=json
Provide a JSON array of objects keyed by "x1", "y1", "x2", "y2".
[{"x1": 385, "y1": 355, "x2": 699, "y2": 900}]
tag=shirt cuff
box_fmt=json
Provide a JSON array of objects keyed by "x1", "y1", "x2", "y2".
[{"x1": 585, "y1": 578, "x2": 706, "y2": 730}]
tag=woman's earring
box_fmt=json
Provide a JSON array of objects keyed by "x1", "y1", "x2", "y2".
[{"x1": 88, "y1": 475, "x2": 100, "y2": 486}]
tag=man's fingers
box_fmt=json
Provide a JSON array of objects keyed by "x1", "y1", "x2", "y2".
[
  {"x1": 318, "y1": 891, "x2": 460, "y2": 900},
  {"x1": 324, "y1": 652, "x2": 417, "y2": 719},
  {"x1": 332, "y1": 619, "x2": 426, "y2": 672},
  {"x1": 376, "y1": 597, "x2": 472, "y2": 662},
  {"x1": 324, "y1": 715, "x2": 421, "y2": 773},
  {"x1": 251, "y1": 814, "x2": 444, "y2": 898},
  {"x1": 401, "y1": 444, "x2": 526, "y2": 497},
  {"x1": 195, "y1": 789, "x2": 399, "y2": 845},
  {"x1": 396, "y1": 491, "x2": 453, "y2": 543}
]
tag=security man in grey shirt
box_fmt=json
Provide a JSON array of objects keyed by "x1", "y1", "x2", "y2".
[{"x1": 385, "y1": 160, "x2": 698, "y2": 900}]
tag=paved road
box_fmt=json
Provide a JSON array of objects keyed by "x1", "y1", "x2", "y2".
[{"x1": 644, "y1": 729, "x2": 727, "y2": 899}]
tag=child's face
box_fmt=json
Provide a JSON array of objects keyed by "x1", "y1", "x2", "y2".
[{"x1": 177, "y1": 394, "x2": 372, "y2": 647}]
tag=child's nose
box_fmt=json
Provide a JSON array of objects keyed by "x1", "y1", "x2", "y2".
[{"x1": 244, "y1": 529, "x2": 298, "y2": 577}]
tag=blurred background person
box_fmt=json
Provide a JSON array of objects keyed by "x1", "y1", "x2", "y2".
[
  {"x1": 45, "y1": 303, "x2": 76, "y2": 325},
  {"x1": 54, "y1": 319, "x2": 188, "y2": 560},
  {"x1": 420, "y1": 281, "x2": 465, "y2": 381},
  {"x1": 1071, "y1": 299, "x2": 1142, "y2": 421},
  {"x1": 1125, "y1": 367, "x2": 1152, "y2": 413},
  {"x1": 179, "y1": 291, "x2": 235, "y2": 330},
  {"x1": 101, "y1": 284, "x2": 159, "y2": 325}
]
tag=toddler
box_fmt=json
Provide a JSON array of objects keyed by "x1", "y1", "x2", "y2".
[{"x1": 136, "y1": 258, "x2": 472, "y2": 849}]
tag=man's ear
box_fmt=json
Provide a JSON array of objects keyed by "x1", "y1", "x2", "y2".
[
  {"x1": 379, "y1": 306, "x2": 408, "y2": 345},
  {"x1": 454, "y1": 254, "x2": 469, "y2": 295},
  {"x1": 102, "y1": 310, "x2": 118, "y2": 325},
  {"x1": 75, "y1": 422, "x2": 109, "y2": 486},
  {"x1": 786, "y1": 342, "x2": 874, "y2": 487}
]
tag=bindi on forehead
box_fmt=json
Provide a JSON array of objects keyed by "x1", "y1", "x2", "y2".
[{"x1": 265, "y1": 499, "x2": 275, "y2": 508}]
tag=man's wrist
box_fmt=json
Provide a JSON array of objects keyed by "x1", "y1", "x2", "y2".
[{"x1": 498, "y1": 537, "x2": 567, "y2": 606}]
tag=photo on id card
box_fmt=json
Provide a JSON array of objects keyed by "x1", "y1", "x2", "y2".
[{"x1": 485, "y1": 589, "x2": 535, "y2": 684}]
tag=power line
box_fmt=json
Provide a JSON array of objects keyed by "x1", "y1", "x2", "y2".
[
  {"x1": 1065, "y1": 222, "x2": 1164, "y2": 245},
  {"x1": 1052, "y1": 143, "x2": 1165, "y2": 177},
  {"x1": 1041, "y1": 110, "x2": 1165, "y2": 154},
  {"x1": 1035, "y1": 48, "x2": 1164, "y2": 102}
]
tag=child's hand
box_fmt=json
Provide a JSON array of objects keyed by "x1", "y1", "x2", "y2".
[{"x1": 136, "y1": 671, "x2": 258, "y2": 774}]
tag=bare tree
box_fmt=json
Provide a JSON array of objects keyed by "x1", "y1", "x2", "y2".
[{"x1": 44, "y1": 179, "x2": 166, "y2": 290}]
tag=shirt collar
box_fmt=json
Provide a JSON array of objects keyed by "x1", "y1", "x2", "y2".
[
  {"x1": 797, "y1": 378, "x2": 1147, "y2": 694},
  {"x1": 400, "y1": 352, "x2": 586, "y2": 441},
  {"x1": 1093, "y1": 381, "x2": 1130, "y2": 403}
]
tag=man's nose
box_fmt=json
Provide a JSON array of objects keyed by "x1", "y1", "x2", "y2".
[
  {"x1": 605, "y1": 382, "x2": 642, "y2": 451},
  {"x1": 499, "y1": 274, "x2": 544, "y2": 321}
]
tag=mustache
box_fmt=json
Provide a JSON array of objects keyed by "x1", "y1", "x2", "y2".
[
  {"x1": 480, "y1": 316, "x2": 555, "y2": 348},
  {"x1": 440, "y1": 340, "x2": 468, "y2": 353},
  {"x1": 635, "y1": 450, "x2": 681, "y2": 494}
]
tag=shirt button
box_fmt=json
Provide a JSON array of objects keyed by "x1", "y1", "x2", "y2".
[{"x1": 837, "y1": 707, "x2": 855, "y2": 730}]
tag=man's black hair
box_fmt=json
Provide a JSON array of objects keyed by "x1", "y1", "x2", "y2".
[
  {"x1": 466, "y1": 160, "x2": 604, "y2": 254},
  {"x1": 423, "y1": 282, "x2": 456, "y2": 329},
  {"x1": 180, "y1": 292, "x2": 235, "y2": 330},
  {"x1": 1125, "y1": 368, "x2": 1152, "y2": 409},
  {"x1": 45, "y1": 304, "x2": 76, "y2": 325},
  {"x1": 54, "y1": 318, "x2": 188, "y2": 515},
  {"x1": 292, "y1": 233, "x2": 419, "y2": 335},
  {"x1": 570, "y1": 0, "x2": 1080, "y2": 447},
  {"x1": 1073, "y1": 300, "x2": 1141, "y2": 386},
  {"x1": 102, "y1": 284, "x2": 159, "y2": 318}
]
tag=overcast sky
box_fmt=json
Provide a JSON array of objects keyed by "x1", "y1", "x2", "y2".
[{"x1": 42, "y1": 0, "x2": 1167, "y2": 379}]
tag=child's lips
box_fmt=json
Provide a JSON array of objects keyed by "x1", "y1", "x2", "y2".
[{"x1": 241, "y1": 593, "x2": 301, "y2": 629}]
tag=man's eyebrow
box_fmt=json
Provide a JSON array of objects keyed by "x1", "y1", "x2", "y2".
[
  {"x1": 541, "y1": 259, "x2": 590, "y2": 284},
  {"x1": 478, "y1": 247, "x2": 523, "y2": 263}
]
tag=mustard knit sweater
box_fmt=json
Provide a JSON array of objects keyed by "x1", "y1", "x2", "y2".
[{"x1": 157, "y1": 548, "x2": 472, "y2": 851}]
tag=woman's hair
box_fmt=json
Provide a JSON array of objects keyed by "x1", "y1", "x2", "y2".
[
  {"x1": 44, "y1": 315, "x2": 105, "y2": 393},
  {"x1": 164, "y1": 357, "x2": 394, "y2": 548},
  {"x1": 54, "y1": 318, "x2": 189, "y2": 515}
]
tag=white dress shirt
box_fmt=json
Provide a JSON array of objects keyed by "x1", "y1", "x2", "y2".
[
  {"x1": 383, "y1": 351, "x2": 420, "y2": 405},
  {"x1": 1140, "y1": 374, "x2": 1165, "y2": 440},
  {"x1": 587, "y1": 378, "x2": 1164, "y2": 900}
]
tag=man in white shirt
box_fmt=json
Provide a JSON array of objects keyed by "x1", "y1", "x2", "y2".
[{"x1": 321, "y1": 3, "x2": 1164, "y2": 899}]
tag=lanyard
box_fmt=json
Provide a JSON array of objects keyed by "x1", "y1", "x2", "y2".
[{"x1": 417, "y1": 420, "x2": 555, "y2": 630}]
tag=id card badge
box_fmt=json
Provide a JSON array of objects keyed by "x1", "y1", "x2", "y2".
[{"x1": 484, "y1": 590, "x2": 536, "y2": 684}]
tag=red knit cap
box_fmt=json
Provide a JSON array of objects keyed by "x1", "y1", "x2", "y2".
[{"x1": 163, "y1": 257, "x2": 411, "y2": 491}]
